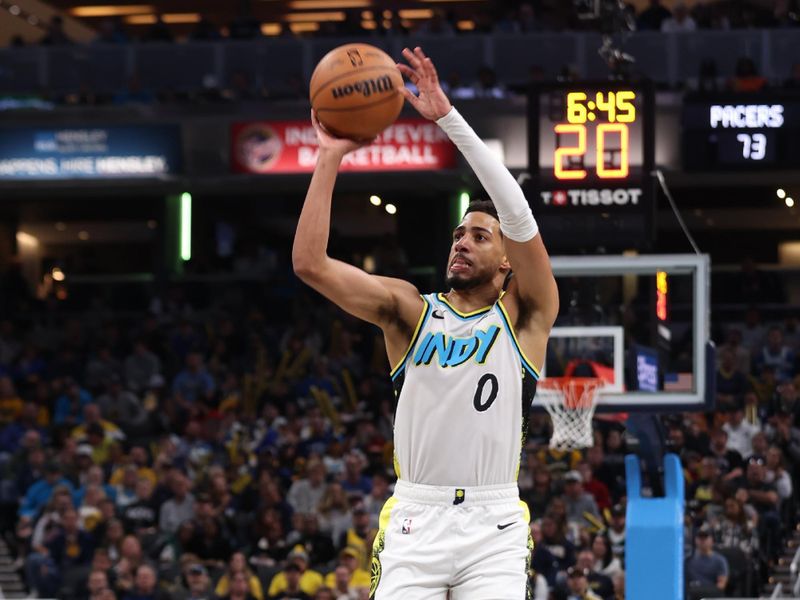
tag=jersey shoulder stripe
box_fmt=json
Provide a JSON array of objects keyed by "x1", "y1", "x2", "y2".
[
  {"x1": 390, "y1": 296, "x2": 431, "y2": 381},
  {"x1": 495, "y1": 299, "x2": 541, "y2": 379}
]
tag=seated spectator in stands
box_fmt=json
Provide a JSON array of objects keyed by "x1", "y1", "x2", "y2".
[
  {"x1": 591, "y1": 534, "x2": 622, "y2": 579},
  {"x1": 287, "y1": 457, "x2": 327, "y2": 515},
  {"x1": 540, "y1": 513, "x2": 577, "y2": 577},
  {"x1": 0, "y1": 376, "x2": 23, "y2": 425},
  {"x1": 563, "y1": 470, "x2": 601, "y2": 529},
  {"x1": 35, "y1": 508, "x2": 94, "y2": 597},
  {"x1": 121, "y1": 477, "x2": 158, "y2": 535},
  {"x1": 19, "y1": 460, "x2": 75, "y2": 519},
  {"x1": 524, "y1": 467, "x2": 554, "y2": 516},
  {"x1": 110, "y1": 445, "x2": 157, "y2": 487},
  {"x1": 340, "y1": 451, "x2": 371, "y2": 497},
  {"x1": 754, "y1": 327, "x2": 795, "y2": 382},
  {"x1": 537, "y1": 446, "x2": 582, "y2": 477},
  {"x1": 124, "y1": 340, "x2": 162, "y2": 394},
  {"x1": 159, "y1": 472, "x2": 195, "y2": 536},
  {"x1": 562, "y1": 566, "x2": 602, "y2": 600},
  {"x1": 85, "y1": 347, "x2": 122, "y2": 393},
  {"x1": 88, "y1": 569, "x2": 112, "y2": 600},
  {"x1": 637, "y1": 0, "x2": 672, "y2": 30},
  {"x1": 723, "y1": 408, "x2": 760, "y2": 459},
  {"x1": 97, "y1": 376, "x2": 147, "y2": 437},
  {"x1": 362, "y1": 471, "x2": 392, "y2": 528},
  {"x1": 716, "y1": 347, "x2": 750, "y2": 412},
  {"x1": 172, "y1": 352, "x2": 216, "y2": 416},
  {"x1": 269, "y1": 563, "x2": 311, "y2": 600},
  {"x1": 661, "y1": 2, "x2": 697, "y2": 31},
  {"x1": 172, "y1": 562, "x2": 213, "y2": 600},
  {"x1": 577, "y1": 461, "x2": 611, "y2": 513},
  {"x1": 765, "y1": 445, "x2": 792, "y2": 503},
  {"x1": 215, "y1": 571, "x2": 258, "y2": 600},
  {"x1": 0, "y1": 402, "x2": 46, "y2": 453},
  {"x1": 607, "y1": 504, "x2": 626, "y2": 561},
  {"x1": 269, "y1": 547, "x2": 323, "y2": 598},
  {"x1": 728, "y1": 57, "x2": 767, "y2": 92},
  {"x1": 737, "y1": 455, "x2": 782, "y2": 559},
  {"x1": 215, "y1": 552, "x2": 264, "y2": 600},
  {"x1": 720, "y1": 329, "x2": 751, "y2": 376},
  {"x1": 710, "y1": 496, "x2": 759, "y2": 557},
  {"x1": 54, "y1": 379, "x2": 93, "y2": 426},
  {"x1": 289, "y1": 514, "x2": 335, "y2": 567},
  {"x1": 337, "y1": 505, "x2": 375, "y2": 570},
  {"x1": 73, "y1": 403, "x2": 125, "y2": 444},
  {"x1": 114, "y1": 465, "x2": 140, "y2": 509},
  {"x1": 685, "y1": 527, "x2": 728, "y2": 599},
  {"x1": 764, "y1": 407, "x2": 800, "y2": 462},
  {"x1": 322, "y1": 547, "x2": 370, "y2": 591},
  {"x1": 573, "y1": 548, "x2": 613, "y2": 599},
  {"x1": 122, "y1": 564, "x2": 161, "y2": 600}
]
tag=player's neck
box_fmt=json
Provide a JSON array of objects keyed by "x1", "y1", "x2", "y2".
[{"x1": 444, "y1": 284, "x2": 502, "y2": 312}]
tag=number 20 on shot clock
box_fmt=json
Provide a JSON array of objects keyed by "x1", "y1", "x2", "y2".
[{"x1": 526, "y1": 81, "x2": 656, "y2": 250}]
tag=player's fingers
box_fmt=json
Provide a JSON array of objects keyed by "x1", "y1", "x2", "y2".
[
  {"x1": 396, "y1": 63, "x2": 419, "y2": 83},
  {"x1": 424, "y1": 58, "x2": 439, "y2": 83},
  {"x1": 402, "y1": 47, "x2": 422, "y2": 70},
  {"x1": 310, "y1": 109, "x2": 319, "y2": 127},
  {"x1": 398, "y1": 86, "x2": 420, "y2": 107}
]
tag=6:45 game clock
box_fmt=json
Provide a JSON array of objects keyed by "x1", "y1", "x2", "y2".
[{"x1": 526, "y1": 81, "x2": 656, "y2": 251}]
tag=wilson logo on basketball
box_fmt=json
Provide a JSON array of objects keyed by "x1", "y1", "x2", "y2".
[{"x1": 331, "y1": 75, "x2": 395, "y2": 100}]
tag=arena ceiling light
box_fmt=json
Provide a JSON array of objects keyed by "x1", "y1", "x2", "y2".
[
  {"x1": 786, "y1": 197, "x2": 795, "y2": 208},
  {"x1": 385, "y1": 203, "x2": 397, "y2": 215},
  {"x1": 289, "y1": 22, "x2": 319, "y2": 32},
  {"x1": 398, "y1": 9, "x2": 433, "y2": 18},
  {"x1": 369, "y1": 195, "x2": 382, "y2": 206},
  {"x1": 180, "y1": 193, "x2": 192, "y2": 261},
  {"x1": 777, "y1": 188, "x2": 787, "y2": 199},
  {"x1": 71, "y1": 5, "x2": 154, "y2": 17},
  {"x1": 261, "y1": 23, "x2": 282, "y2": 35},
  {"x1": 284, "y1": 11, "x2": 345, "y2": 22},
  {"x1": 289, "y1": 0, "x2": 371, "y2": 8}
]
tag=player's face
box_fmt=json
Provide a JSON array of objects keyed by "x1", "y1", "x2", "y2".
[{"x1": 445, "y1": 211, "x2": 508, "y2": 291}]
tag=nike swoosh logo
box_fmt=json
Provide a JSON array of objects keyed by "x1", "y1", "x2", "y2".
[
  {"x1": 431, "y1": 310, "x2": 445, "y2": 319},
  {"x1": 497, "y1": 522, "x2": 515, "y2": 530}
]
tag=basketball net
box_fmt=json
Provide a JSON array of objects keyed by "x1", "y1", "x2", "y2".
[{"x1": 537, "y1": 377, "x2": 603, "y2": 450}]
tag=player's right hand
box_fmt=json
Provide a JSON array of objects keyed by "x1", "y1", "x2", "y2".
[
  {"x1": 311, "y1": 109, "x2": 374, "y2": 157},
  {"x1": 397, "y1": 46, "x2": 452, "y2": 121}
]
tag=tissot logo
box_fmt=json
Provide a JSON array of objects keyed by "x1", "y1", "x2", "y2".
[{"x1": 541, "y1": 188, "x2": 643, "y2": 207}]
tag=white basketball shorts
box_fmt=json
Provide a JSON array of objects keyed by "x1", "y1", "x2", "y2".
[{"x1": 369, "y1": 480, "x2": 532, "y2": 600}]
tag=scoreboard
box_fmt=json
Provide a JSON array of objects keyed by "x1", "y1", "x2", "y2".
[
  {"x1": 526, "y1": 81, "x2": 656, "y2": 251},
  {"x1": 682, "y1": 92, "x2": 800, "y2": 171}
]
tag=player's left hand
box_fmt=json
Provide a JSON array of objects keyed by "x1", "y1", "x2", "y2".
[
  {"x1": 397, "y1": 47, "x2": 452, "y2": 121},
  {"x1": 311, "y1": 109, "x2": 374, "y2": 157}
]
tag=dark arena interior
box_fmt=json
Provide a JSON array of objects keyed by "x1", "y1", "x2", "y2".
[{"x1": 1, "y1": 0, "x2": 800, "y2": 599}]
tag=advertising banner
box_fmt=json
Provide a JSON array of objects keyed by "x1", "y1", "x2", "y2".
[{"x1": 231, "y1": 119, "x2": 457, "y2": 174}]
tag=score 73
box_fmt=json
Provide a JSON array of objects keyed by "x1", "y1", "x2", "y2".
[{"x1": 736, "y1": 132, "x2": 767, "y2": 160}]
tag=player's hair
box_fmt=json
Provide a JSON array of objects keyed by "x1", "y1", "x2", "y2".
[{"x1": 463, "y1": 199, "x2": 499, "y2": 222}]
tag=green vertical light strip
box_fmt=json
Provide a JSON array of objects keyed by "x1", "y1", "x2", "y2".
[
  {"x1": 458, "y1": 192, "x2": 470, "y2": 219},
  {"x1": 180, "y1": 192, "x2": 192, "y2": 261}
]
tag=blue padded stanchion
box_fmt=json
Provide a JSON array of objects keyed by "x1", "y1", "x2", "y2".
[{"x1": 625, "y1": 453, "x2": 684, "y2": 600}]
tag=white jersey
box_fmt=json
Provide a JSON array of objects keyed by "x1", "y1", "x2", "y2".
[{"x1": 390, "y1": 292, "x2": 540, "y2": 487}]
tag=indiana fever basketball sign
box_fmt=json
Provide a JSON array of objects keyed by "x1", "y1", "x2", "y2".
[{"x1": 231, "y1": 119, "x2": 456, "y2": 174}]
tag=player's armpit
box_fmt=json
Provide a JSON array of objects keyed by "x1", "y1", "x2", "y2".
[
  {"x1": 294, "y1": 255, "x2": 423, "y2": 334},
  {"x1": 504, "y1": 234, "x2": 559, "y2": 331}
]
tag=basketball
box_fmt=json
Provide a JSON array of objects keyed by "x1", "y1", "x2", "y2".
[{"x1": 309, "y1": 43, "x2": 404, "y2": 140}]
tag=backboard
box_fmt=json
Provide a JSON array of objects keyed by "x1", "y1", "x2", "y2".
[{"x1": 535, "y1": 253, "x2": 714, "y2": 413}]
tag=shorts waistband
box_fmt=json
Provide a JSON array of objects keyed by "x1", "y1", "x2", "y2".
[{"x1": 393, "y1": 480, "x2": 519, "y2": 507}]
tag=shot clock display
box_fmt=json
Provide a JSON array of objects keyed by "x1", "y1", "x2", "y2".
[
  {"x1": 683, "y1": 92, "x2": 800, "y2": 171},
  {"x1": 526, "y1": 82, "x2": 655, "y2": 250}
]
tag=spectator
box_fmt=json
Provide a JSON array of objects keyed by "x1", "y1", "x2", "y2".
[
  {"x1": 88, "y1": 569, "x2": 112, "y2": 600},
  {"x1": 172, "y1": 352, "x2": 215, "y2": 413},
  {"x1": 563, "y1": 470, "x2": 601, "y2": 528},
  {"x1": 661, "y1": 2, "x2": 697, "y2": 31},
  {"x1": 316, "y1": 482, "x2": 352, "y2": 544},
  {"x1": 322, "y1": 547, "x2": 370, "y2": 591},
  {"x1": 215, "y1": 551, "x2": 264, "y2": 600},
  {"x1": 606, "y1": 504, "x2": 626, "y2": 560},
  {"x1": 708, "y1": 428, "x2": 744, "y2": 476},
  {"x1": 765, "y1": 445, "x2": 792, "y2": 502},
  {"x1": 268, "y1": 546, "x2": 323, "y2": 597},
  {"x1": 124, "y1": 340, "x2": 162, "y2": 394},
  {"x1": 591, "y1": 534, "x2": 622, "y2": 579},
  {"x1": 0, "y1": 376, "x2": 23, "y2": 425},
  {"x1": 222, "y1": 571, "x2": 260, "y2": 600},
  {"x1": 737, "y1": 456, "x2": 781, "y2": 560},
  {"x1": 340, "y1": 451, "x2": 371, "y2": 497},
  {"x1": 573, "y1": 548, "x2": 613, "y2": 600},
  {"x1": 710, "y1": 496, "x2": 758, "y2": 557},
  {"x1": 716, "y1": 347, "x2": 750, "y2": 412},
  {"x1": 122, "y1": 564, "x2": 161, "y2": 600},
  {"x1": 159, "y1": 473, "x2": 195, "y2": 536},
  {"x1": 121, "y1": 477, "x2": 158, "y2": 535},
  {"x1": 685, "y1": 527, "x2": 728, "y2": 599},
  {"x1": 754, "y1": 327, "x2": 795, "y2": 382},
  {"x1": 362, "y1": 470, "x2": 392, "y2": 528},
  {"x1": 637, "y1": 0, "x2": 672, "y2": 30},
  {"x1": 53, "y1": 379, "x2": 93, "y2": 426},
  {"x1": 287, "y1": 457, "x2": 327, "y2": 515},
  {"x1": 723, "y1": 408, "x2": 760, "y2": 458},
  {"x1": 19, "y1": 460, "x2": 75, "y2": 519},
  {"x1": 269, "y1": 562, "x2": 312, "y2": 599},
  {"x1": 175, "y1": 563, "x2": 213, "y2": 600},
  {"x1": 540, "y1": 513, "x2": 576, "y2": 577},
  {"x1": 563, "y1": 566, "x2": 602, "y2": 600}
]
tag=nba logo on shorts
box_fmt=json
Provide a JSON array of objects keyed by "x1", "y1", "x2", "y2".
[{"x1": 402, "y1": 519, "x2": 412, "y2": 534}]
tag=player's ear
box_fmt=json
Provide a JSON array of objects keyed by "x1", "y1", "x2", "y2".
[{"x1": 500, "y1": 256, "x2": 511, "y2": 273}]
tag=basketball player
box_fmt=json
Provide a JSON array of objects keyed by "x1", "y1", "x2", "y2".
[{"x1": 293, "y1": 47, "x2": 559, "y2": 599}]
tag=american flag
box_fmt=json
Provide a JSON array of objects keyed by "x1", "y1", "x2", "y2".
[{"x1": 663, "y1": 372, "x2": 693, "y2": 391}]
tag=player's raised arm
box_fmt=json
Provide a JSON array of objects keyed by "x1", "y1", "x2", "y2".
[
  {"x1": 398, "y1": 47, "x2": 559, "y2": 331},
  {"x1": 292, "y1": 111, "x2": 423, "y2": 336}
]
